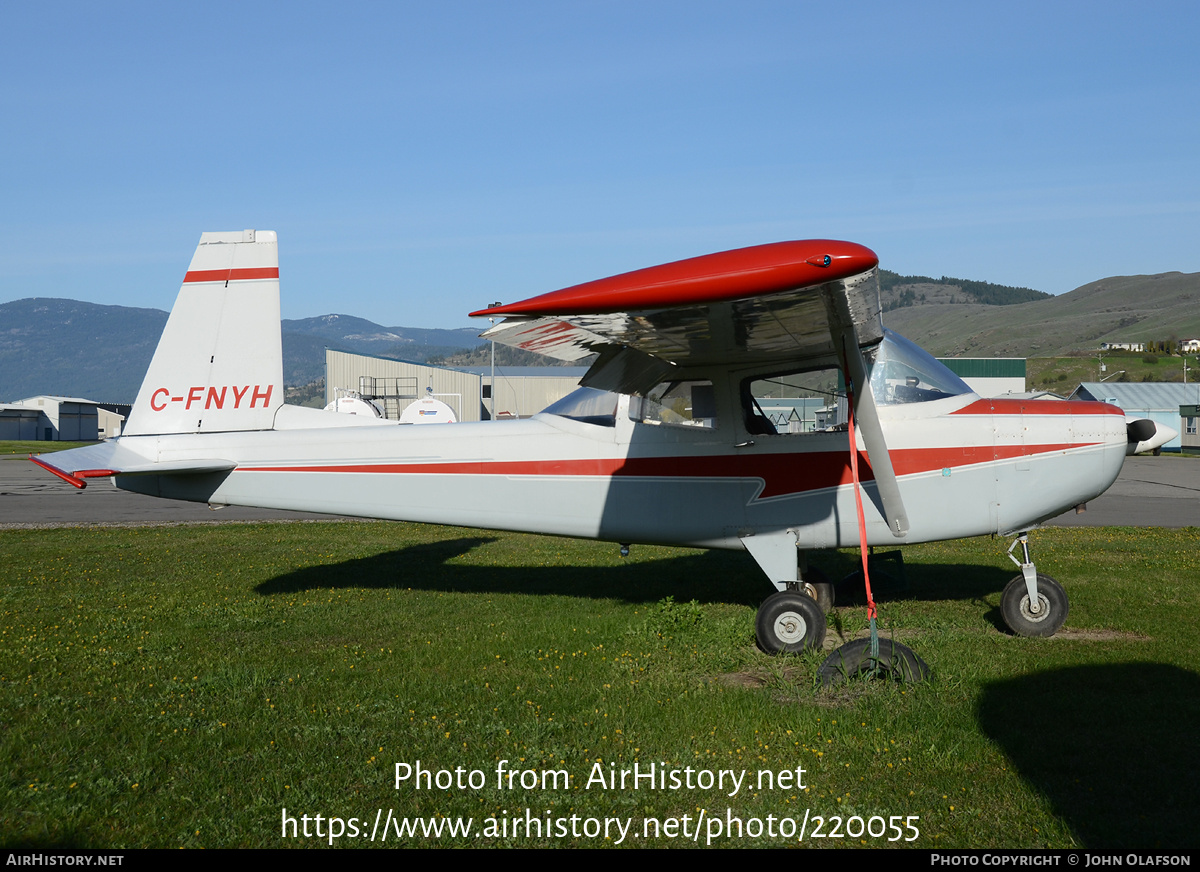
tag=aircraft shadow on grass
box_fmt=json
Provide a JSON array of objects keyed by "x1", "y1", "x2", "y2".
[
  {"x1": 976, "y1": 663, "x2": 1200, "y2": 849},
  {"x1": 254, "y1": 536, "x2": 1017, "y2": 612}
]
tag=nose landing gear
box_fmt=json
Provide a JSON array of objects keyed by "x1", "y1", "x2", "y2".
[{"x1": 1001, "y1": 534, "x2": 1068, "y2": 637}]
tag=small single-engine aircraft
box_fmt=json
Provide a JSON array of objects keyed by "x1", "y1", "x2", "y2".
[{"x1": 34, "y1": 231, "x2": 1134, "y2": 662}]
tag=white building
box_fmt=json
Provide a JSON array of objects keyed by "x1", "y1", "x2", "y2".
[
  {"x1": 10, "y1": 396, "x2": 102, "y2": 441},
  {"x1": 1070, "y1": 382, "x2": 1200, "y2": 452},
  {"x1": 324, "y1": 349, "x2": 588, "y2": 422}
]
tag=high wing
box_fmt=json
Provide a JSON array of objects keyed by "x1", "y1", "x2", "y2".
[
  {"x1": 472, "y1": 240, "x2": 882, "y2": 395},
  {"x1": 472, "y1": 239, "x2": 908, "y2": 535}
]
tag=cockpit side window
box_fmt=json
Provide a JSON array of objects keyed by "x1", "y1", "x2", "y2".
[
  {"x1": 743, "y1": 365, "x2": 846, "y2": 434},
  {"x1": 630, "y1": 380, "x2": 717, "y2": 429},
  {"x1": 740, "y1": 329, "x2": 971, "y2": 434}
]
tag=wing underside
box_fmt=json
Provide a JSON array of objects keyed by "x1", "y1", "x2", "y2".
[
  {"x1": 472, "y1": 238, "x2": 906, "y2": 536},
  {"x1": 473, "y1": 240, "x2": 883, "y2": 394}
]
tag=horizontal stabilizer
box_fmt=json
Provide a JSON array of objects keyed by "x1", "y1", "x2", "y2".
[{"x1": 31, "y1": 442, "x2": 234, "y2": 489}]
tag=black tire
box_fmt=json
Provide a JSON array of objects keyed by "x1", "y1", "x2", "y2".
[
  {"x1": 1000, "y1": 573, "x2": 1068, "y2": 637},
  {"x1": 800, "y1": 565, "x2": 835, "y2": 613},
  {"x1": 756, "y1": 592, "x2": 826, "y2": 655},
  {"x1": 818, "y1": 638, "x2": 930, "y2": 687}
]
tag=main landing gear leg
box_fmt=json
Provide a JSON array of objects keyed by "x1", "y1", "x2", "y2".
[
  {"x1": 795, "y1": 554, "x2": 835, "y2": 613},
  {"x1": 741, "y1": 533, "x2": 830, "y2": 654},
  {"x1": 1001, "y1": 533, "x2": 1069, "y2": 637}
]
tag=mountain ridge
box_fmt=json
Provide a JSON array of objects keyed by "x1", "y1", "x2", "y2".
[
  {"x1": 4, "y1": 268, "x2": 1198, "y2": 402},
  {"x1": 0, "y1": 298, "x2": 488, "y2": 402}
]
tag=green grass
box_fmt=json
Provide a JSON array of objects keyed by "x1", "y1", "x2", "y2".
[
  {"x1": 1028, "y1": 354, "x2": 1194, "y2": 392},
  {"x1": 0, "y1": 441, "x2": 92, "y2": 455},
  {"x1": 2, "y1": 523, "x2": 1197, "y2": 849}
]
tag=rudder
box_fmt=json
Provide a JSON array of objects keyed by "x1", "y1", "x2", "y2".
[{"x1": 124, "y1": 230, "x2": 283, "y2": 436}]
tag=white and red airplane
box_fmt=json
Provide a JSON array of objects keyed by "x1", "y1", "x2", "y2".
[{"x1": 33, "y1": 231, "x2": 1133, "y2": 661}]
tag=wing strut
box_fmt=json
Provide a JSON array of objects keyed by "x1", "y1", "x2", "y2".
[{"x1": 824, "y1": 292, "x2": 909, "y2": 538}]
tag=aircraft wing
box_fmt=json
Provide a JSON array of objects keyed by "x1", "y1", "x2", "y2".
[
  {"x1": 472, "y1": 240, "x2": 882, "y2": 394},
  {"x1": 30, "y1": 441, "x2": 234, "y2": 489},
  {"x1": 473, "y1": 239, "x2": 908, "y2": 536}
]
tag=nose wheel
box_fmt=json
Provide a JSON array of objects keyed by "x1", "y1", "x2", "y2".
[
  {"x1": 756, "y1": 591, "x2": 826, "y2": 654},
  {"x1": 1000, "y1": 573, "x2": 1068, "y2": 637},
  {"x1": 1002, "y1": 534, "x2": 1069, "y2": 637}
]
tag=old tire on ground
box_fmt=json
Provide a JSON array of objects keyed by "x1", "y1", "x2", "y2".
[
  {"x1": 755, "y1": 591, "x2": 826, "y2": 655},
  {"x1": 818, "y1": 638, "x2": 930, "y2": 687},
  {"x1": 1000, "y1": 573, "x2": 1068, "y2": 637},
  {"x1": 801, "y1": 566, "x2": 835, "y2": 613}
]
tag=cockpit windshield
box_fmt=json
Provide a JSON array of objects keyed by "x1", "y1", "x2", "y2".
[
  {"x1": 539, "y1": 387, "x2": 619, "y2": 426},
  {"x1": 867, "y1": 330, "x2": 973, "y2": 405}
]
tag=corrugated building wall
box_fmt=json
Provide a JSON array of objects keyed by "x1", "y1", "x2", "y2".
[
  {"x1": 326, "y1": 350, "x2": 484, "y2": 421},
  {"x1": 325, "y1": 351, "x2": 588, "y2": 421},
  {"x1": 938, "y1": 358, "x2": 1026, "y2": 398}
]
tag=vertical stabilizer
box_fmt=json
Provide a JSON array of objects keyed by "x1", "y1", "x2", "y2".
[{"x1": 124, "y1": 230, "x2": 283, "y2": 436}]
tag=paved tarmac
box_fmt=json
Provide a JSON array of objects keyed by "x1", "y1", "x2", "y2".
[
  {"x1": 2, "y1": 452, "x2": 1198, "y2": 530},
  {"x1": 0, "y1": 454, "x2": 345, "y2": 527},
  {"x1": 1044, "y1": 455, "x2": 1200, "y2": 528}
]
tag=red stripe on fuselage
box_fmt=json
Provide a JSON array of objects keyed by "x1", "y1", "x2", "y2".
[
  {"x1": 183, "y1": 267, "x2": 279, "y2": 283},
  {"x1": 952, "y1": 399, "x2": 1123, "y2": 416},
  {"x1": 247, "y1": 442, "x2": 1094, "y2": 500}
]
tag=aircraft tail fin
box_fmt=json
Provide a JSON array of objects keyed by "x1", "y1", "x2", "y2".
[{"x1": 124, "y1": 230, "x2": 283, "y2": 436}]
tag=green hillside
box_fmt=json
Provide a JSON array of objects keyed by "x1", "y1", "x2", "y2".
[
  {"x1": 885, "y1": 272, "x2": 1200, "y2": 357},
  {"x1": 0, "y1": 298, "x2": 168, "y2": 401},
  {"x1": 879, "y1": 270, "x2": 1050, "y2": 312}
]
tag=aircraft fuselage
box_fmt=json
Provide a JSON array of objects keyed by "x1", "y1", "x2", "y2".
[{"x1": 114, "y1": 390, "x2": 1127, "y2": 552}]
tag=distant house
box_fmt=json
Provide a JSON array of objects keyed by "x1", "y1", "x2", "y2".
[
  {"x1": 1100, "y1": 342, "x2": 1145, "y2": 352},
  {"x1": 1181, "y1": 404, "x2": 1200, "y2": 454},
  {"x1": 755, "y1": 397, "x2": 829, "y2": 433}
]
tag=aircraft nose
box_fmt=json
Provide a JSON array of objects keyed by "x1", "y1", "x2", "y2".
[
  {"x1": 1073, "y1": 401, "x2": 1129, "y2": 498},
  {"x1": 1102, "y1": 404, "x2": 1131, "y2": 474}
]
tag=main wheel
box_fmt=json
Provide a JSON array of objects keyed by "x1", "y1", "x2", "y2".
[
  {"x1": 800, "y1": 566, "x2": 835, "y2": 613},
  {"x1": 1000, "y1": 573, "x2": 1068, "y2": 637},
  {"x1": 756, "y1": 591, "x2": 826, "y2": 655},
  {"x1": 818, "y1": 638, "x2": 930, "y2": 687}
]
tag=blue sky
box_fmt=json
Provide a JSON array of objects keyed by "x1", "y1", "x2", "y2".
[{"x1": 2, "y1": 1, "x2": 1197, "y2": 328}]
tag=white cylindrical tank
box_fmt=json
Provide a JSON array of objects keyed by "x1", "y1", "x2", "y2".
[
  {"x1": 400, "y1": 390, "x2": 457, "y2": 424},
  {"x1": 323, "y1": 395, "x2": 385, "y2": 417}
]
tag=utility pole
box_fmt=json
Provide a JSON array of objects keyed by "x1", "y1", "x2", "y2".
[{"x1": 488, "y1": 302, "x2": 502, "y2": 420}]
